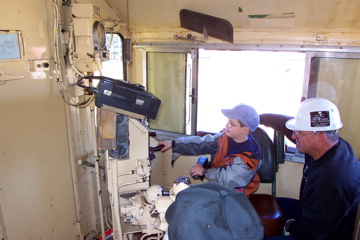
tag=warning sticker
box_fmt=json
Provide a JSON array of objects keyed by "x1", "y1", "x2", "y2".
[{"x1": 310, "y1": 111, "x2": 330, "y2": 127}]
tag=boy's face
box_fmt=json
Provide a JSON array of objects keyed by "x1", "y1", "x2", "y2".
[{"x1": 224, "y1": 118, "x2": 248, "y2": 141}]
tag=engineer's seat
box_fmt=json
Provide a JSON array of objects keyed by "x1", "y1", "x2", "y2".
[{"x1": 249, "y1": 127, "x2": 284, "y2": 237}]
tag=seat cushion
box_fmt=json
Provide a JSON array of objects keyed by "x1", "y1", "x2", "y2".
[{"x1": 249, "y1": 194, "x2": 284, "y2": 237}]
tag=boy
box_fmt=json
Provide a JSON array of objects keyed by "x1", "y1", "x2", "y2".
[{"x1": 158, "y1": 103, "x2": 262, "y2": 196}]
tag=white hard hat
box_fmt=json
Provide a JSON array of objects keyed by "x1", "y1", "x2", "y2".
[{"x1": 286, "y1": 98, "x2": 343, "y2": 131}]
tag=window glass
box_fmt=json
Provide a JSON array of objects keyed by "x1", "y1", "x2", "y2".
[
  {"x1": 306, "y1": 56, "x2": 360, "y2": 158},
  {"x1": 147, "y1": 52, "x2": 187, "y2": 133},
  {"x1": 197, "y1": 50, "x2": 306, "y2": 145},
  {"x1": 95, "y1": 33, "x2": 124, "y2": 79}
]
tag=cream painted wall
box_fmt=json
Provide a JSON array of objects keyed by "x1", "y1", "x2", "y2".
[
  {"x1": 0, "y1": 0, "x2": 78, "y2": 239},
  {"x1": 0, "y1": 0, "x2": 124, "y2": 239},
  {"x1": 276, "y1": 161, "x2": 303, "y2": 199}
]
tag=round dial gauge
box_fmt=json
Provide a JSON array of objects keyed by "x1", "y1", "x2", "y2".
[{"x1": 92, "y1": 21, "x2": 106, "y2": 50}]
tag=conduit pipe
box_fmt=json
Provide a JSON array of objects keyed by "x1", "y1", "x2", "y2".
[
  {"x1": 53, "y1": 0, "x2": 83, "y2": 237},
  {"x1": 90, "y1": 106, "x2": 106, "y2": 240},
  {"x1": 106, "y1": 151, "x2": 123, "y2": 239}
]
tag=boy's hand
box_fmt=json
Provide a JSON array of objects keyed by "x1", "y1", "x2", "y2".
[
  {"x1": 190, "y1": 164, "x2": 205, "y2": 177},
  {"x1": 157, "y1": 141, "x2": 172, "y2": 152}
]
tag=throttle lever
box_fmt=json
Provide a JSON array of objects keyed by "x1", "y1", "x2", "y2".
[
  {"x1": 149, "y1": 144, "x2": 165, "y2": 161},
  {"x1": 151, "y1": 144, "x2": 165, "y2": 152}
]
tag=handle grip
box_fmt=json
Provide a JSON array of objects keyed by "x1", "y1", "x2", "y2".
[{"x1": 151, "y1": 144, "x2": 165, "y2": 152}]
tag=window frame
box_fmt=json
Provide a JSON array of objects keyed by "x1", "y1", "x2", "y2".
[
  {"x1": 96, "y1": 32, "x2": 126, "y2": 81},
  {"x1": 142, "y1": 47, "x2": 199, "y2": 140},
  {"x1": 302, "y1": 51, "x2": 360, "y2": 159},
  {"x1": 134, "y1": 43, "x2": 360, "y2": 145}
]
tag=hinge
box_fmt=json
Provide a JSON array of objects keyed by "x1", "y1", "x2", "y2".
[
  {"x1": 74, "y1": 222, "x2": 82, "y2": 236},
  {"x1": 191, "y1": 49, "x2": 197, "y2": 60},
  {"x1": 190, "y1": 88, "x2": 197, "y2": 104}
]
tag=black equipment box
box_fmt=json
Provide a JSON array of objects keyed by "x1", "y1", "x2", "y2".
[{"x1": 95, "y1": 78, "x2": 161, "y2": 120}]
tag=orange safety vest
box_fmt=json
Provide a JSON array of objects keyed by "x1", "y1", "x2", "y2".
[{"x1": 212, "y1": 132, "x2": 261, "y2": 196}]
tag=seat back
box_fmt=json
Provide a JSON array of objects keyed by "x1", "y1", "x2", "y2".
[
  {"x1": 250, "y1": 127, "x2": 277, "y2": 196},
  {"x1": 250, "y1": 127, "x2": 284, "y2": 237}
]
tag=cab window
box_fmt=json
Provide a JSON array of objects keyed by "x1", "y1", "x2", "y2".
[
  {"x1": 95, "y1": 33, "x2": 124, "y2": 80},
  {"x1": 148, "y1": 48, "x2": 305, "y2": 150}
]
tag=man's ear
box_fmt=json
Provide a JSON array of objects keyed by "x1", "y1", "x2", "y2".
[{"x1": 318, "y1": 132, "x2": 326, "y2": 143}]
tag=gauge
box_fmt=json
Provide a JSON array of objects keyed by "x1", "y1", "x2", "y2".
[{"x1": 92, "y1": 21, "x2": 106, "y2": 50}]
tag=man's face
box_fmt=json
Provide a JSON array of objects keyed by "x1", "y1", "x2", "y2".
[{"x1": 292, "y1": 130, "x2": 318, "y2": 154}]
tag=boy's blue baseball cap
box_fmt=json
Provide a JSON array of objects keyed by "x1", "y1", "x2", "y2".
[
  {"x1": 221, "y1": 104, "x2": 260, "y2": 132},
  {"x1": 165, "y1": 182, "x2": 264, "y2": 240}
]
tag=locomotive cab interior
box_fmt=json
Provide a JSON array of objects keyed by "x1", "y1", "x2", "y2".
[{"x1": 1, "y1": 0, "x2": 360, "y2": 240}]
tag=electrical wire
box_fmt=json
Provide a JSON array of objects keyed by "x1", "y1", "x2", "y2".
[
  {"x1": 68, "y1": 23, "x2": 87, "y2": 78},
  {"x1": 52, "y1": 1, "x2": 97, "y2": 108},
  {"x1": 140, "y1": 232, "x2": 164, "y2": 240}
]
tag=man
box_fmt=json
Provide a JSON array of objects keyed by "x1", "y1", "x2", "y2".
[
  {"x1": 158, "y1": 103, "x2": 262, "y2": 196},
  {"x1": 273, "y1": 98, "x2": 360, "y2": 240}
]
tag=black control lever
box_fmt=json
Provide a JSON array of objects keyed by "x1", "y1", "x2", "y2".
[
  {"x1": 149, "y1": 144, "x2": 165, "y2": 161},
  {"x1": 151, "y1": 144, "x2": 165, "y2": 152}
]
